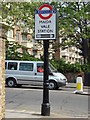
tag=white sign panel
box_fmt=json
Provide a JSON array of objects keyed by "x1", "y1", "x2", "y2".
[{"x1": 35, "y1": 4, "x2": 56, "y2": 40}]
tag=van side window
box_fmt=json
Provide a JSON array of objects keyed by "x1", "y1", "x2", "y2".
[
  {"x1": 19, "y1": 63, "x2": 33, "y2": 71},
  {"x1": 8, "y1": 62, "x2": 17, "y2": 70},
  {"x1": 37, "y1": 63, "x2": 44, "y2": 73},
  {"x1": 5, "y1": 62, "x2": 7, "y2": 69}
]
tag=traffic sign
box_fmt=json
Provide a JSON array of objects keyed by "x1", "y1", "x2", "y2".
[{"x1": 35, "y1": 4, "x2": 56, "y2": 40}]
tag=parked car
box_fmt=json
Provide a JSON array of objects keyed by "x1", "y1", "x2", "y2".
[{"x1": 5, "y1": 60, "x2": 67, "y2": 90}]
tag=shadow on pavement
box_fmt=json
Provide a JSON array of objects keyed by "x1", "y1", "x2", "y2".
[{"x1": 5, "y1": 85, "x2": 63, "y2": 91}]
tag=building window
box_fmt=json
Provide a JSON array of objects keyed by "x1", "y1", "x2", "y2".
[
  {"x1": 62, "y1": 56, "x2": 66, "y2": 61},
  {"x1": 17, "y1": 21, "x2": 19, "y2": 26},
  {"x1": 21, "y1": 34, "x2": 27, "y2": 42},
  {"x1": 76, "y1": 58, "x2": 78, "y2": 62},
  {"x1": 8, "y1": 30, "x2": 13, "y2": 38},
  {"x1": 16, "y1": 32, "x2": 19, "y2": 41},
  {"x1": 72, "y1": 58, "x2": 74, "y2": 61},
  {"x1": 69, "y1": 57, "x2": 71, "y2": 61},
  {"x1": 17, "y1": 48, "x2": 20, "y2": 53},
  {"x1": 21, "y1": 20, "x2": 27, "y2": 27},
  {"x1": 29, "y1": 50, "x2": 31, "y2": 54},
  {"x1": 28, "y1": 38, "x2": 31, "y2": 43},
  {"x1": 33, "y1": 50, "x2": 37, "y2": 56},
  {"x1": 22, "y1": 49, "x2": 27, "y2": 54}
]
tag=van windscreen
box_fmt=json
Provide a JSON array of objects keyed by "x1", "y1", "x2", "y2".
[{"x1": 49, "y1": 64, "x2": 58, "y2": 72}]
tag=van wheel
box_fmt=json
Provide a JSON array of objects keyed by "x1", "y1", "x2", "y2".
[
  {"x1": 7, "y1": 79, "x2": 16, "y2": 87},
  {"x1": 49, "y1": 81, "x2": 57, "y2": 90}
]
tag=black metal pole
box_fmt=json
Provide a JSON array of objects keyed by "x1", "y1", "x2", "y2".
[{"x1": 41, "y1": 40, "x2": 50, "y2": 116}]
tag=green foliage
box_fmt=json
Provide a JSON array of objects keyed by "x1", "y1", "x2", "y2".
[
  {"x1": 51, "y1": 2, "x2": 90, "y2": 64},
  {"x1": 50, "y1": 59, "x2": 89, "y2": 73},
  {"x1": 1, "y1": 2, "x2": 42, "y2": 31},
  {"x1": 5, "y1": 39, "x2": 40, "y2": 61},
  {"x1": 81, "y1": 64, "x2": 90, "y2": 72},
  {"x1": 5, "y1": 40, "x2": 21, "y2": 60},
  {"x1": 1, "y1": 2, "x2": 90, "y2": 64}
]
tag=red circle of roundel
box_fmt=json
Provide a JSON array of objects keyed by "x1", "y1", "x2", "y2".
[{"x1": 39, "y1": 4, "x2": 52, "y2": 20}]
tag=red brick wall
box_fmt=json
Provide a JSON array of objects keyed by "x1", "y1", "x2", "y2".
[{"x1": 65, "y1": 72, "x2": 84, "y2": 83}]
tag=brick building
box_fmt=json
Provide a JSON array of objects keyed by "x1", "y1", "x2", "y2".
[
  {"x1": 7, "y1": 21, "x2": 33, "y2": 56},
  {"x1": 55, "y1": 37, "x2": 83, "y2": 64}
]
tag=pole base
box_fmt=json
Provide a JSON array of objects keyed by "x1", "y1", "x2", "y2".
[{"x1": 41, "y1": 103, "x2": 50, "y2": 116}]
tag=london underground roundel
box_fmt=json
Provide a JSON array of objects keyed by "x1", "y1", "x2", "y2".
[{"x1": 39, "y1": 4, "x2": 53, "y2": 20}]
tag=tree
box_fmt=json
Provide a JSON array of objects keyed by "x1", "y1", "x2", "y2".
[
  {"x1": 1, "y1": 2, "x2": 90, "y2": 63},
  {"x1": 1, "y1": 2, "x2": 42, "y2": 31},
  {"x1": 5, "y1": 39, "x2": 40, "y2": 61},
  {"x1": 5, "y1": 39, "x2": 22, "y2": 60},
  {"x1": 1, "y1": 2, "x2": 44, "y2": 60},
  {"x1": 0, "y1": 2, "x2": 42, "y2": 60},
  {"x1": 51, "y1": 2, "x2": 90, "y2": 64}
]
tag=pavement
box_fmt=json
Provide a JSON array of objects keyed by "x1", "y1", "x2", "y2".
[
  {"x1": 5, "y1": 109, "x2": 89, "y2": 119},
  {"x1": 5, "y1": 109, "x2": 69, "y2": 118},
  {"x1": 5, "y1": 83, "x2": 89, "y2": 119}
]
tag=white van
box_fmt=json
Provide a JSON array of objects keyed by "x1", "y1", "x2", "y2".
[{"x1": 5, "y1": 60, "x2": 67, "y2": 90}]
